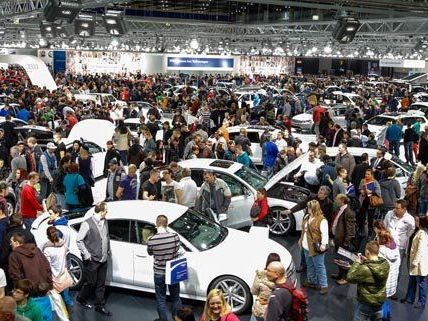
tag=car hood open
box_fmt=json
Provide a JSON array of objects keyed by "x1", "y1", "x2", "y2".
[{"x1": 64, "y1": 119, "x2": 115, "y2": 148}]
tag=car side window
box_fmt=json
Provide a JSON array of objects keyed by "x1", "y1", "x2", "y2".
[
  {"x1": 247, "y1": 132, "x2": 260, "y2": 143},
  {"x1": 132, "y1": 221, "x2": 157, "y2": 245},
  {"x1": 214, "y1": 173, "x2": 244, "y2": 197},
  {"x1": 108, "y1": 220, "x2": 131, "y2": 242},
  {"x1": 85, "y1": 142, "x2": 102, "y2": 154},
  {"x1": 190, "y1": 169, "x2": 204, "y2": 187}
]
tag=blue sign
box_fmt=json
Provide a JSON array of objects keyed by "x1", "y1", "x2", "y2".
[
  {"x1": 167, "y1": 56, "x2": 234, "y2": 70},
  {"x1": 165, "y1": 257, "x2": 188, "y2": 284}
]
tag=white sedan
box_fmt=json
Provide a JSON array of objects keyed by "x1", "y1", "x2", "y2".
[
  {"x1": 31, "y1": 201, "x2": 296, "y2": 314},
  {"x1": 178, "y1": 159, "x2": 309, "y2": 235}
]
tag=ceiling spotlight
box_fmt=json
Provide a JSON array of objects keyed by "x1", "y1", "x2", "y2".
[
  {"x1": 111, "y1": 38, "x2": 119, "y2": 47},
  {"x1": 332, "y1": 13, "x2": 361, "y2": 44},
  {"x1": 312, "y1": 15, "x2": 319, "y2": 21},
  {"x1": 190, "y1": 39, "x2": 199, "y2": 50},
  {"x1": 103, "y1": 10, "x2": 127, "y2": 35},
  {"x1": 39, "y1": 38, "x2": 48, "y2": 47},
  {"x1": 44, "y1": 0, "x2": 82, "y2": 23}
]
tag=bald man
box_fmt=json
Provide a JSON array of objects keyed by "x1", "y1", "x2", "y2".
[{"x1": 265, "y1": 262, "x2": 292, "y2": 321}]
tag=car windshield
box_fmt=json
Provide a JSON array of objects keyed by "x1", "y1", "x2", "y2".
[
  {"x1": 169, "y1": 210, "x2": 228, "y2": 251},
  {"x1": 366, "y1": 116, "x2": 390, "y2": 126},
  {"x1": 235, "y1": 166, "x2": 268, "y2": 190},
  {"x1": 391, "y1": 156, "x2": 413, "y2": 173}
]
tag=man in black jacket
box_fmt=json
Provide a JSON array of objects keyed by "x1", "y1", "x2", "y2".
[
  {"x1": 103, "y1": 140, "x2": 121, "y2": 177},
  {"x1": 352, "y1": 153, "x2": 370, "y2": 197},
  {"x1": 403, "y1": 123, "x2": 418, "y2": 166}
]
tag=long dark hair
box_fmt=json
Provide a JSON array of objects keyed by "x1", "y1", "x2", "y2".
[
  {"x1": 46, "y1": 226, "x2": 60, "y2": 244},
  {"x1": 265, "y1": 252, "x2": 281, "y2": 269}
]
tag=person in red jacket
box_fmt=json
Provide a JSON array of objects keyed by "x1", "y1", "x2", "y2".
[
  {"x1": 20, "y1": 172, "x2": 43, "y2": 229},
  {"x1": 312, "y1": 104, "x2": 325, "y2": 138},
  {"x1": 251, "y1": 188, "x2": 270, "y2": 227},
  {"x1": 65, "y1": 111, "x2": 78, "y2": 129}
]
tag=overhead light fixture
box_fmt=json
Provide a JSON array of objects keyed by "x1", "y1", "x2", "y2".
[
  {"x1": 332, "y1": 14, "x2": 361, "y2": 44},
  {"x1": 102, "y1": 10, "x2": 127, "y2": 36},
  {"x1": 44, "y1": 0, "x2": 82, "y2": 23},
  {"x1": 324, "y1": 45, "x2": 332, "y2": 54},
  {"x1": 312, "y1": 15, "x2": 319, "y2": 21},
  {"x1": 39, "y1": 38, "x2": 48, "y2": 47},
  {"x1": 74, "y1": 14, "x2": 95, "y2": 37},
  {"x1": 111, "y1": 38, "x2": 119, "y2": 47}
]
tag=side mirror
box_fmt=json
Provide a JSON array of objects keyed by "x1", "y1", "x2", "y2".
[{"x1": 218, "y1": 213, "x2": 228, "y2": 225}]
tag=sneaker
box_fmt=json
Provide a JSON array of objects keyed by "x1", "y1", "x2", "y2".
[
  {"x1": 336, "y1": 279, "x2": 348, "y2": 285},
  {"x1": 76, "y1": 297, "x2": 92, "y2": 309},
  {"x1": 302, "y1": 281, "x2": 319, "y2": 289},
  {"x1": 320, "y1": 287, "x2": 328, "y2": 295}
]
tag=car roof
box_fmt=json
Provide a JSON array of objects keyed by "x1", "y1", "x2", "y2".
[
  {"x1": 227, "y1": 125, "x2": 278, "y2": 133},
  {"x1": 83, "y1": 200, "x2": 188, "y2": 223},
  {"x1": 178, "y1": 158, "x2": 243, "y2": 174}
]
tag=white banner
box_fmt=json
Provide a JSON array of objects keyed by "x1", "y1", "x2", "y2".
[
  {"x1": 379, "y1": 59, "x2": 426, "y2": 69},
  {"x1": 0, "y1": 54, "x2": 57, "y2": 91}
]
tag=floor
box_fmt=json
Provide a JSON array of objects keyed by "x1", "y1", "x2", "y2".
[{"x1": 69, "y1": 232, "x2": 428, "y2": 321}]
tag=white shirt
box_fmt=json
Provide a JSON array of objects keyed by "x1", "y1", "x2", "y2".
[
  {"x1": 177, "y1": 176, "x2": 198, "y2": 208},
  {"x1": 302, "y1": 158, "x2": 323, "y2": 186},
  {"x1": 0, "y1": 268, "x2": 6, "y2": 288},
  {"x1": 383, "y1": 210, "x2": 416, "y2": 250},
  {"x1": 275, "y1": 139, "x2": 287, "y2": 152},
  {"x1": 302, "y1": 217, "x2": 329, "y2": 251}
]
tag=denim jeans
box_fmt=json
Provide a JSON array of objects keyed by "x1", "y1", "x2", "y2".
[
  {"x1": 23, "y1": 217, "x2": 36, "y2": 230},
  {"x1": 388, "y1": 140, "x2": 400, "y2": 157},
  {"x1": 405, "y1": 275, "x2": 427, "y2": 305},
  {"x1": 119, "y1": 150, "x2": 128, "y2": 166},
  {"x1": 353, "y1": 302, "x2": 383, "y2": 321},
  {"x1": 303, "y1": 248, "x2": 328, "y2": 288},
  {"x1": 404, "y1": 141, "x2": 414, "y2": 164},
  {"x1": 419, "y1": 198, "x2": 428, "y2": 216},
  {"x1": 55, "y1": 193, "x2": 66, "y2": 209},
  {"x1": 300, "y1": 248, "x2": 307, "y2": 269},
  {"x1": 250, "y1": 315, "x2": 264, "y2": 321},
  {"x1": 61, "y1": 289, "x2": 74, "y2": 307},
  {"x1": 154, "y1": 273, "x2": 182, "y2": 321}
]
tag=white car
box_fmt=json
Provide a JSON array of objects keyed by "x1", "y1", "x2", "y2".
[
  {"x1": 64, "y1": 119, "x2": 115, "y2": 178},
  {"x1": 364, "y1": 111, "x2": 427, "y2": 136},
  {"x1": 74, "y1": 93, "x2": 127, "y2": 108},
  {"x1": 406, "y1": 102, "x2": 428, "y2": 116},
  {"x1": 324, "y1": 91, "x2": 362, "y2": 106},
  {"x1": 414, "y1": 92, "x2": 428, "y2": 103},
  {"x1": 178, "y1": 158, "x2": 309, "y2": 235},
  {"x1": 279, "y1": 147, "x2": 413, "y2": 198},
  {"x1": 30, "y1": 201, "x2": 296, "y2": 314},
  {"x1": 123, "y1": 118, "x2": 164, "y2": 141},
  {"x1": 291, "y1": 104, "x2": 357, "y2": 132},
  {"x1": 235, "y1": 91, "x2": 267, "y2": 109}
]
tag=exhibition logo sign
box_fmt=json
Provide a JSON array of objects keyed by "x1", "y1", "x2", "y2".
[{"x1": 167, "y1": 56, "x2": 234, "y2": 70}]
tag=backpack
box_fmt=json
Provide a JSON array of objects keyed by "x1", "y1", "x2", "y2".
[{"x1": 278, "y1": 283, "x2": 309, "y2": 321}]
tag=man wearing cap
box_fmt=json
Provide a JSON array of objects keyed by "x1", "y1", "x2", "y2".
[
  {"x1": 103, "y1": 140, "x2": 121, "y2": 178},
  {"x1": 38, "y1": 142, "x2": 58, "y2": 199},
  {"x1": 105, "y1": 159, "x2": 125, "y2": 202}
]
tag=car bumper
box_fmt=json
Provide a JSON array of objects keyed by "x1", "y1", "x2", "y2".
[{"x1": 291, "y1": 121, "x2": 312, "y2": 132}]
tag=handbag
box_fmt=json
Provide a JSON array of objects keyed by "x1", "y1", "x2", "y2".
[
  {"x1": 54, "y1": 268, "x2": 74, "y2": 293},
  {"x1": 250, "y1": 202, "x2": 261, "y2": 218},
  {"x1": 369, "y1": 194, "x2": 384, "y2": 207}
]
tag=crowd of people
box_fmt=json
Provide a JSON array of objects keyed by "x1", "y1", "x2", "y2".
[{"x1": 0, "y1": 66, "x2": 427, "y2": 321}]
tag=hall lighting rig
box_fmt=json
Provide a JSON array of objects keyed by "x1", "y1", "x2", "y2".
[
  {"x1": 44, "y1": 0, "x2": 82, "y2": 23},
  {"x1": 102, "y1": 10, "x2": 128, "y2": 36}
]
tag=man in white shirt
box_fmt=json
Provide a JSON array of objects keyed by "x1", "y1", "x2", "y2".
[
  {"x1": 294, "y1": 152, "x2": 323, "y2": 189},
  {"x1": 383, "y1": 199, "x2": 415, "y2": 293},
  {"x1": 175, "y1": 168, "x2": 197, "y2": 209},
  {"x1": 0, "y1": 268, "x2": 6, "y2": 298},
  {"x1": 274, "y1": 132, "x2": 288, "y2": 152}
]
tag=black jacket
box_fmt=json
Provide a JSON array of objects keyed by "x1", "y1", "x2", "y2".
[{"x1": 103, "y1": 148, "x2": 121, "y2": 177}]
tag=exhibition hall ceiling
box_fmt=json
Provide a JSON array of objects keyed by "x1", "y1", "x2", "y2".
[{"x1": 0, "y1": 0, "x2": 427, "y2": 60}]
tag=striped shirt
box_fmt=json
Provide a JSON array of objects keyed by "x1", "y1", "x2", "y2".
[{"x1": 147, "y1": 231, "x2": 180, "y2": 274}]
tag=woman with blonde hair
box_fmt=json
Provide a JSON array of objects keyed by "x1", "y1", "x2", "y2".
[
  {"x1": 405, "y1": 164, "x2": 425, "y2": 215},
  {"x1": 200, "y1": 289, "x2": 240, "y2": 321},
  {"x1": 299, "y1": 199, "x2": 329, "y2": 294}
]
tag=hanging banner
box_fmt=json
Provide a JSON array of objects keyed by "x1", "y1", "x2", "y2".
[
  {"x1": 379, "y1": 59, "x2": 426, "y2": 69},
  {"x1": 166, "y1": 56, "x2": 234, "y2": 71},
  {"x1": 0, "y1": 54, "x2": 57, "y2": 91}
]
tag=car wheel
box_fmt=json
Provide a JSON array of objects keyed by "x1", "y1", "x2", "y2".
[
  {"x1": 269, "y1": 207, "x2": 295, "y2": 236},
  {"x1": 6, "y1": 199, "x2": 15, "y2": 216},
  {"x1": 68, "y1": 254, "x2": 84, "y2": 290},
  {"x1": 210, "y1": 275, "x2": 252, "y2": 315}
]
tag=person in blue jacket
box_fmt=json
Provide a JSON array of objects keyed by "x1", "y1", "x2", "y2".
[
  {"x1": 385, "y1": 119, "x2": 402, "y2": 157},
  {"x1": 16, "y1": 107, "x2": 30, "y2": 122},
  {"x1": 263, "y1": 135, "x2": 279, "y2": 178},
  {"x1": 236, "y1": 144, "x2": 252, "y2": 168}
]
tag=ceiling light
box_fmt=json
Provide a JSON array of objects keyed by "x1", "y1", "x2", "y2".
[
  {"x1": 324, "y1": 46, "x2": 332, "y2": 54},
  {"x1": 105, "y1": 19, "x2": 117, "y2": 25},
  {"x1": 312, "y1": 15, "x2": 319, "y2": 21},
  {"x1": 39, "y1": 38, "x2": 47, "y2": 46},
  {"x1": 111, "y1": 38, "x2": 119, "y2": 47}
]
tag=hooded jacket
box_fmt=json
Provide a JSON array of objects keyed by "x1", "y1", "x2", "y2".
[
  {"x1": 8, "y1": 243, "x2": 52, "y2": 286},
  {"x1": 379, "y1": 178, "x2": 401, "y2": 209},
  {"x1": 379, "y1": 241, "x2": 401, "y2": 297},
  {"x1": 347, "y1": 257, "x2": 390, "y2": 307},
  {"x1": 250, "y1": 269, "x2": 276, "y2": 318},
  {"x1": 16, "y1": 298, "x2": 43, "y2": 321}
]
